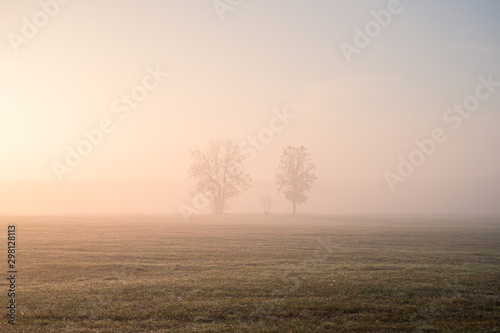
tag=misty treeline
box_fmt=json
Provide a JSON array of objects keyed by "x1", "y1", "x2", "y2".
[{"x1": 188, "y1": 139, "x2": 317, "y2": 215}]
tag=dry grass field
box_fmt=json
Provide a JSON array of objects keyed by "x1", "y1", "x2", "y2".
[{"x1": 0, "y1": 215, "x2": 498, "y2": 332}]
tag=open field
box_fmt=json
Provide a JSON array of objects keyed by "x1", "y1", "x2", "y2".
[{"x1": 0, "y1": 215, "x2": 499, "y2": 332}]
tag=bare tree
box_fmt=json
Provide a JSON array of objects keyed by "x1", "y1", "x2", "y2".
[
  {"x1": 189, "y1": 139, "x2": 251, "y2": 214},
  {"x1": 260, "y1": 194, "x2": 272, "y2": 215},
  {"x1": 275, "y1": 146, "x2": 317, "y2": 214}
]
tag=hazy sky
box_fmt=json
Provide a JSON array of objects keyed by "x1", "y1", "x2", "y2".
[{"x1": 1, "y1": 1, "x2": 499, "y2": 192}]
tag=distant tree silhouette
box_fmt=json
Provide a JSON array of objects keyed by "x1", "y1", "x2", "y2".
[
  {"x1": 260, "y1": 194, "x2": 272, "y2": 215},
  {"x1": 275, "y1": 146, "x2": 317, "y2": 214},
  {"x1": 189, "y1": 139, "x2": 251, "y2": 214}
]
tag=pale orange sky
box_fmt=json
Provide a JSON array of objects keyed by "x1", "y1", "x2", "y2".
[{"x1": 1, "y1": 1, "x2": 499, "y2": 215}]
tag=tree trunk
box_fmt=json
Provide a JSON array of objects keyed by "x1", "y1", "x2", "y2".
[
  {"x1": 219, "y1": 196, "x2": 224, "y2": 214},
  {"x1": 214, "y1": 197, "x2": 224, "y2": 214},
  {"x1": 293, "y1": 200, "x2": 296, "y2": 214},
  {"x1": 214, "y1": 198, "x2": 220, "y2": 214}
]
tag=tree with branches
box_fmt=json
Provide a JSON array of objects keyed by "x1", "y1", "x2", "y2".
[
  {"x1": 189, "y1": 139, "x2": 251, "y2": 214},
  {"x1": 275, "y1": 146, "x2": 317, "y2": 214}
]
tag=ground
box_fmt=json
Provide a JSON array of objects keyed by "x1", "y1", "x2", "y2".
[{"x1": 0, "y1": 215, "x2": 498, "y2": 332}]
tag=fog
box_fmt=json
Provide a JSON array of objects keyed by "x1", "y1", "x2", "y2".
[
  {"x1": 1, "y1": 1, "x2": 499, "y2": 217},
  {"x1": 1, "y1": 176, "x2": 499, "y2": 217}
]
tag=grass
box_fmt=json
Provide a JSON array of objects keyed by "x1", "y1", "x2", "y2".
[{"x1": 0, "y1": 215, "x2": 499, "y2": 332}]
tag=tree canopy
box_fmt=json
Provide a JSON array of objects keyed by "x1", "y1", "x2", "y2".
[
  {"x1": 189, "y1": 139, "x2": 251, "y2": 214},
  {"x1": 276, "y1": 146, "x2": 317, "y2": 214}
]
